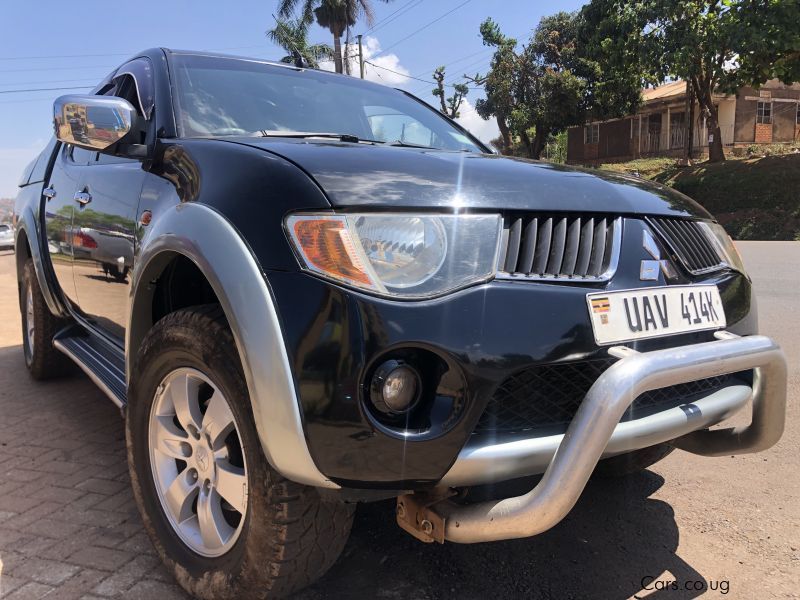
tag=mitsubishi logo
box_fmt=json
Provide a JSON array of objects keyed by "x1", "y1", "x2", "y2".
[{"x1": 641, "y1": 230, "x2": 676, "y2": 281}]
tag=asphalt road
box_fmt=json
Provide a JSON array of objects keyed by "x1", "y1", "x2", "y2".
[{"x1": 0, "y1": 242, "x2": 797, "y2": 599}]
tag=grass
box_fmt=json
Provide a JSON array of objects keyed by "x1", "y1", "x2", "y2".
[{"x1": 597, "y1": 149, "x2": 800, "y2": 240}]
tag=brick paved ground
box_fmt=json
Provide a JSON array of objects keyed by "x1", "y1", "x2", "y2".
[
  {"x1": 0, "y1": 252, "x2": 186, "y2": 599},
  {"x1": 0, "y1": 345, "x2": 188, "y2": 599}
]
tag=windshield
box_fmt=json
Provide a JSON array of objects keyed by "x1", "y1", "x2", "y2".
[{"x1": 171, "y1": 54, "x2": 485, "y2": 153}]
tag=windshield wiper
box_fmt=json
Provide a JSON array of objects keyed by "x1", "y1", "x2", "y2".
[
  {"x1": 256, "y1": 130, "x2": 381, "y2": 144},
  {"x1": 385, "y1": 140, "x2": 438, "y2": 149}
]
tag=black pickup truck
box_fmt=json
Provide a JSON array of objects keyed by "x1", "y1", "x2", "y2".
[{"x1": 14, "y1": 49, "x2": 787, "y2": 599}]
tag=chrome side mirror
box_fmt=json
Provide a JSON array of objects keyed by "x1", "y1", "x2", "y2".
[{"x1": 53, "y1": 95, "x2": 135, "y2": 151}]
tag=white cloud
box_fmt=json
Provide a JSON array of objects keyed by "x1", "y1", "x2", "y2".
[
  {"x1": 320, "y1": 36, "x2": 410, "y2": 85},
  {"x1": 455, "y1": 99, "x2": 500, "y2": 145}
]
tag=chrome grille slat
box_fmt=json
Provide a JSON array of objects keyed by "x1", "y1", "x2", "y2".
[
  {"x1": 648, "y1": 217, "x2": 726, "y2": 275},
  {"x1": 497, "y1": 214, "x2": 620, "y2": 282},
  {"x1": 574, "y1": 217, "x2": 594, "y2": 276}
]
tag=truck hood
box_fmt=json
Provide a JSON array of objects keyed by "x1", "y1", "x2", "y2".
[{"x1": 221, "y1": 137, "x2": 711, "y2": 218}]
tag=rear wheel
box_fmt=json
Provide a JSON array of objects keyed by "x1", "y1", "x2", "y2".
[
  {"x1": 595, "y1": 443, "x2": 675, "y2": 478},
  {"x1": 20, "y1": 259, "x2": 72, "y2": 379},
  {"x1": 127, "y1": 305, "x2": 354, "y2": 599}
]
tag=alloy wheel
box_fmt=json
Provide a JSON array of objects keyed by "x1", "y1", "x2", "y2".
[{"x1": 149, "y1": 367, "x2": 248, "y2": 557}]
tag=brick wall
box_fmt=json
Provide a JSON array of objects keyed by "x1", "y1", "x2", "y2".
[{"x1": 755, "y1": 122, "x2": 773, "y2": 143}]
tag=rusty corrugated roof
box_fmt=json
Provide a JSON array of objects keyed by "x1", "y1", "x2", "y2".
[{"x1": 641, "y1": 80, "x2": 687, "y2": 103}]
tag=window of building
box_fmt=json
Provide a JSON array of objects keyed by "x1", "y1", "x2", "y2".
[
  {"x1": 796, "y1": 102, "x2": 800, "y2": 125},
  {"x1": 757, "y1": 100, "x2": 772, "y2": 124},
  {"x1": 584, "y1": 123, "x2": 599, "y2": 144}
]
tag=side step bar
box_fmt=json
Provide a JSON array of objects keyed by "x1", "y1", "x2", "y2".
[
  {"x1": 54, "y1": 328, "x2": 126, "y2": 409},
  {"x1": 397, "y1": 333, "x2": 787, "y2": 544}
]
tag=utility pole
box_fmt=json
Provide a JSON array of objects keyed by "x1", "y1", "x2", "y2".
[{"x1": 358, "y1": 35, "x2": 365, "y2": 79}]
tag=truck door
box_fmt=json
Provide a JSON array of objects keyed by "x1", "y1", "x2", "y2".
[
  {"x1": 42, "y1": 144, "x2": 95, "y2": 306},
  {"x1": 71, "y1": 150, "x2": 143, "y2": 341}
]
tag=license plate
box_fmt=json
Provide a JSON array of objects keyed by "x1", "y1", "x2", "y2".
[{"x1": 586, "y1": 285, "x2": 726, "y2": 345}]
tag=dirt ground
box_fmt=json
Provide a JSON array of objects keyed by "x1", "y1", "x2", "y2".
[{"x1": 0, "y1": 243, "x2": 797, "y2": 599}]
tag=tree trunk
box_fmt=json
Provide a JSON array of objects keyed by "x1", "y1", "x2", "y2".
[
  {"x1": 497, "y1": 115, "x2": 512, "y2": 154},
  {"x1": 707, "y1": 106, "x2": 725, "y2": 162},
  {"x1": 687, "y1": 85, "x2": 695, "y2": 161},
  {"x1": 520, "y1": 130, "x2": 533, "y2": 157},
  {"x1": 682, "y1": 81, "x2": 692, "y2": 164},
  {"x1": 693, "y1": 77, "x2": 725, "y2": 162},
  {"x1": 526, "y1": 127, "x2": 546, "y2": 160},
  {"x1": 333, "y1": 34, "x2": 343, "y2": 74}
]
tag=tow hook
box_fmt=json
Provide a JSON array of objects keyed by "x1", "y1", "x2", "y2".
[{"x1": 396, "y1": 491, "x2": 454, "y2": 544}]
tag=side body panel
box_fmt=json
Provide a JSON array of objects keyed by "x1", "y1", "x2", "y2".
[{"x1": 72, "y1": 154, "x2": 145, "y2": 342}]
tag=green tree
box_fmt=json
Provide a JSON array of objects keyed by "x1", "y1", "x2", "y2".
[
  {"x1": 469, "y1": 14, "x2": 640, "y2": 159},
  {"x1": 581, "y1": 0, "x2": 800, "y2": 162},
  {"x1": 468, "y1": 18, "x2": 521, "y2": 154},
  {"x1": 277, "y1": 0, "x2": 391, "y2": 74},
  {"x1": 432, "y1": 67, "x2": 469, "y2": 118},
  {"x1": 267, "y1": 17, "x2": 334, "y2": 68}
]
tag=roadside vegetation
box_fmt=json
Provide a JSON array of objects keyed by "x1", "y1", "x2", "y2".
[{"x1": 598, "y1": 146, "x2": 800, "y2": 241}]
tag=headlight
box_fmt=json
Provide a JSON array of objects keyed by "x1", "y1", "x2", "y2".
[
  {"x1": 286, "y1": 213, "x2": 502, "y2": 298},
  {"x1": 700, "y1": 221, "x2": 748, "y2": 276}
]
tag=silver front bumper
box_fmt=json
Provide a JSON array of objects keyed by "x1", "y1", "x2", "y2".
[{"x1": 398, "y1": 333, "x2": 786, "y2": 544}]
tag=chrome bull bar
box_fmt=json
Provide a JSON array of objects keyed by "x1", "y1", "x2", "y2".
[{"x1": 396, "y1": 333, "x2": 786, "y2": 544}]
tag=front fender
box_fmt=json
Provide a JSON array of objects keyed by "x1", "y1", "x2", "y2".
[
  {"x1": 14, "y1": 185, "x2": 68, "y2": 316},
  {"x1": 129, "y1": 201, "x2": 338, "y2": 489}
]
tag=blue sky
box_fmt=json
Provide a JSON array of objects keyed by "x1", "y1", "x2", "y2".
[{"x1": 0, "y1": 0, "x2": 584, "y2": 198}]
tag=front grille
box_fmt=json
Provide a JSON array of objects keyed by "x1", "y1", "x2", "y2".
[
  {"x1": 496, "y1": 214, "x2": 620, "y2": 281},
  {"x1": 647, "y1": 217, "x2": 725, "y2": 275},
  {"x1": 475, "y1": 359, "x2": 748, "y2": 435}
]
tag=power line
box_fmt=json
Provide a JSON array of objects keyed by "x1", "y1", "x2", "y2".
[
  {"x1": 362, "y1": 0, "x2": 425, "y2": 36},
  {"x1": 0, "y1": 77, "x2": 104, "y2": 87},
  {"x1": 0, "y1": 45, "x2": 270, "y2": 62},
  {"x1": 0, "y1": 64, "x2": 115, "y2": 74},
  {"x1": 410, "y1": 48, "x2": 490, "y2": 79},
  {"x1": 0, "y1": 86, "x2": 93, "y2": 95},
  {"x1": 364, "y1": 60, "x2": 480, "y2": 89},
  {"x1": 374, "y1": 0, "x2": 475, "y2": 58}
]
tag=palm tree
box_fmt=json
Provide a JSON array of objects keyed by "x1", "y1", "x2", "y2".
[
  {"x1": 267, "y1": 17, "x2": 334, "y2": 68},
  {"x1": 277, "y1": 0, "x2": 392, "y2": 74}
]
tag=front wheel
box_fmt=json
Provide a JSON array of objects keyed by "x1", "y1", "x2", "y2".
[
  {"x1": 127, "y1": 305, "x2": 354, "y2": 599},
  {"x1": 20, "y1": 259, "x2": 72, "y2": 379}
]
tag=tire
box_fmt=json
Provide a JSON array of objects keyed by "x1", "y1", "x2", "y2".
[
  {"x1": 127, "y1": 305, "x2": 354, "y2": 599},
  {"x1": 20, "y1": 259, "x2": 72, "y2": 379},
  {"x1": 595, "y1": 443, "x2": 675, "y2": 478}
]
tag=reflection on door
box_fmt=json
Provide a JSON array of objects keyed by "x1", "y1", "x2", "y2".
[{"x1": 71, "y1": 156, "x2": 143, "y2": 341}]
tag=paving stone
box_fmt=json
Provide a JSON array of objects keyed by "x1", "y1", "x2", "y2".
[
  {"x1": 119, "y1": 579, "x2": 188, "y2": 600},
  {"x1": 0, "y1": 495, "x2": 42, "y2": 514},
  {"x1": 76, "y1": 478, "x2": 127, "y2": 496},
  {"x1": 0, "y1": 574, "x2": 26, "y2": 596},
  {"x1": 48, "y1": 569, "x2": 110, "y2": 600},
  {"x1": 0, "y1": 526, "x2": 27, "y2": 548},
  {"x1": 11, "y1": 556, "x2": 81, "y2": 585},
  {"x1": 3, "y1": 581, "x2": 55, "y2": 600},
  {"x1": 18, "y1": 517, "x2": 86, "y2": 541},
  {"x1": 67, "y1": 545, "x2": 135, "y2": 571}
]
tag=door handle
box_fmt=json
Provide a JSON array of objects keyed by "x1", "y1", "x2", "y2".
[
  {"x1": 43, "y1": 186, "x2": 56, "y2": 200},
  {"x1": 74, "y1": 191, "x2": 92, "y2": 206}
]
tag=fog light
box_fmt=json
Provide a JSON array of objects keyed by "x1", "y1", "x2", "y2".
[{"x1": 370, "y1": 360, "x2": 421, "y2": 415}]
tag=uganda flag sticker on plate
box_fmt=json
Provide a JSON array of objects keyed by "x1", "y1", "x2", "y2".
[{"x1": 590, "y1": 297, "x2": 610, "y2": 313}]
